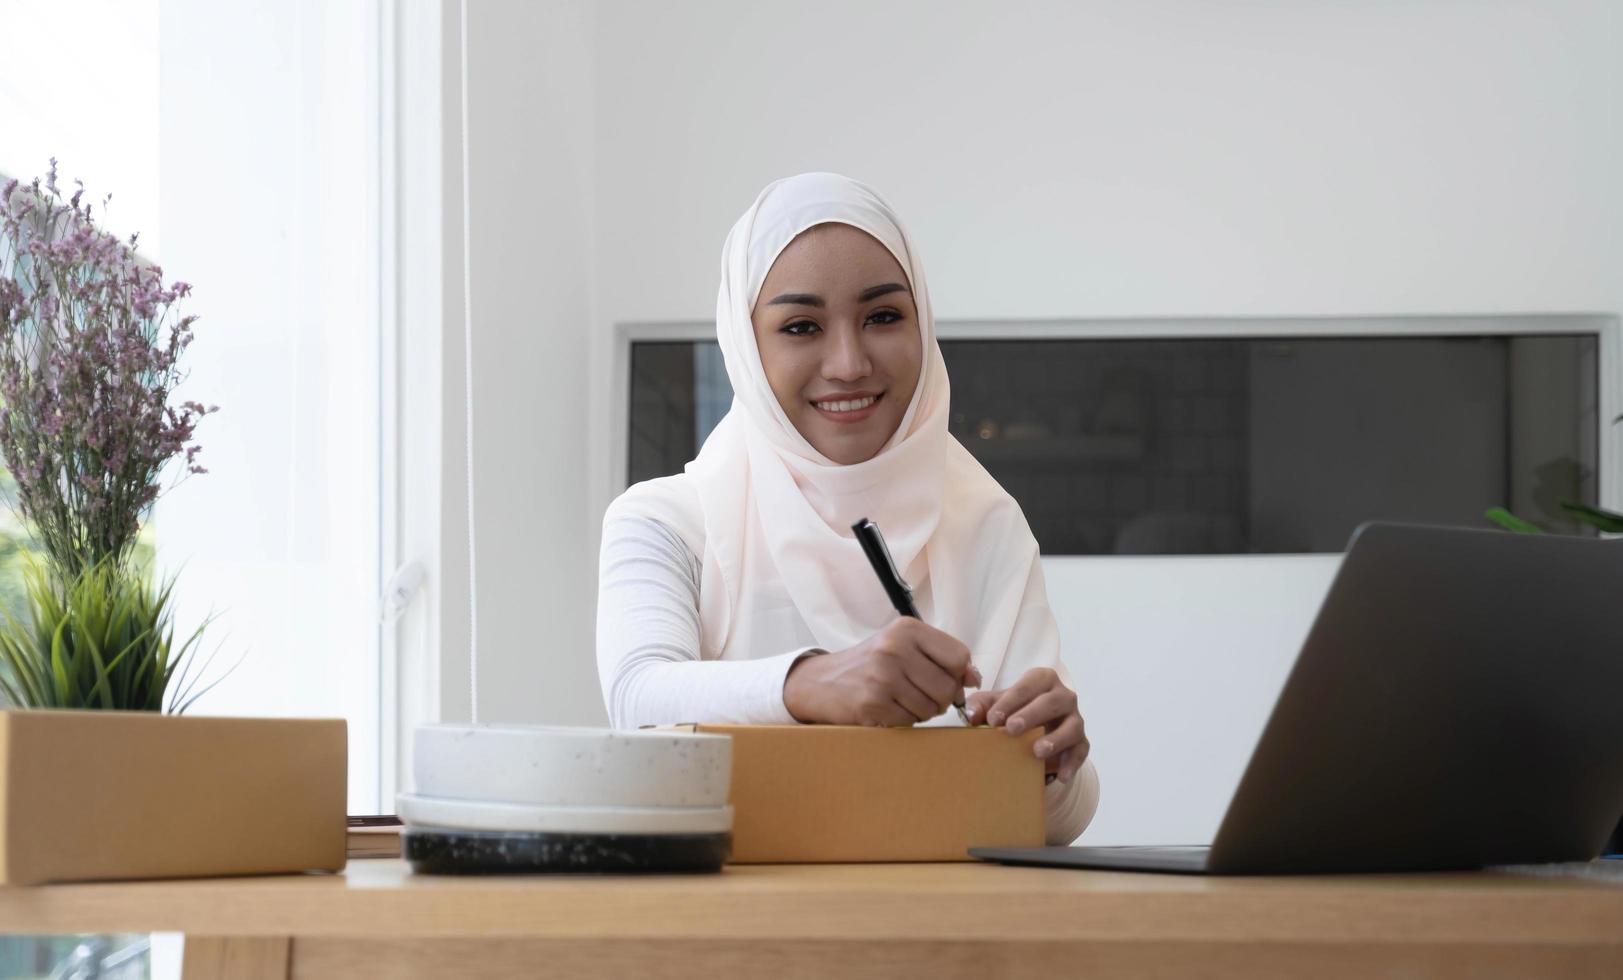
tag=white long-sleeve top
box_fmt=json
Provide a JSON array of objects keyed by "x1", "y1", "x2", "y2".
[{"x1": 596, "y1": 514, "x2": 1100, "y2": 845}]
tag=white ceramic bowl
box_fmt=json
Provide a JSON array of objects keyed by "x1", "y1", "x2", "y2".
[
  {"x1": 411, "y1": 724, "x2": 732, "y2": 808},
  {"x1": 397, "y1": 792, "x2": 734, "y2": 835}
]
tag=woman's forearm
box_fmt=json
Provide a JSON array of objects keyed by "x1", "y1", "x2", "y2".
[
  {"x1": 598, "y1": 515, "x2": 823, "y2": 729},
  {"x1": 604, "y1": 647, "x2": 817, "y2": 730}
]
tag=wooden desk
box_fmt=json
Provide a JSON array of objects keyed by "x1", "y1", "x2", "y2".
[{"x1": 2, "y1": 860, "x2": 1621, "y2": 979}]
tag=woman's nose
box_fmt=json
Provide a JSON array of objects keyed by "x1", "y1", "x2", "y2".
[{"x1": 821, "y1": 324, "x2": 872, "y2": 381}]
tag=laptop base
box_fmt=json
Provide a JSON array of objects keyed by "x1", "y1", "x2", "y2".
[{"x1": 970, "y1": 845, "x2": 1214, "y2": 874}]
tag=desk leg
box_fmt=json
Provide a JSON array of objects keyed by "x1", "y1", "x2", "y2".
[{"x1": 181, "y1": 936, "x2": 291, "y2": 980}]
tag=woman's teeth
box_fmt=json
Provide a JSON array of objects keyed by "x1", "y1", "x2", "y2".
[{"x1": 814, "y1": 395, "x2": 877, "y2": 413}]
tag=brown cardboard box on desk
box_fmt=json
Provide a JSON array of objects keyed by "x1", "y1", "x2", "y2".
[
  {"x1": 0, "y1": 710, "x2": 346, "y2": 885},
  {"x1": 664, "y1": 724, "x2": 1045, "y2": 862}
]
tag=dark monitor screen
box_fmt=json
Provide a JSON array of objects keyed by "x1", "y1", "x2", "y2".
[{"x1": 628, "y1": 334, "x2": 1601, "y2": 556}]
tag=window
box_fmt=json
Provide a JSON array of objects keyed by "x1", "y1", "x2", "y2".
[
  {"x1": 625, "y1": 319, "x2": 1611, "y2": 554},
  {"x1": 149, "y1": 0, "x2": 384, "y2": 812},
  {"x1": 1, "y1": 1, "x2": 384, "y2": 974}
]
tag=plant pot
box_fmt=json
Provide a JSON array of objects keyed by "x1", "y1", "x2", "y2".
[{"x1": 0, "y1": 710, "x2": 346, "y2": 885}]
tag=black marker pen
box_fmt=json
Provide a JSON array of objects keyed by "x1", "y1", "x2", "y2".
[{"x1": 852, "y1": 517, "x2": 972, "y2": 725}]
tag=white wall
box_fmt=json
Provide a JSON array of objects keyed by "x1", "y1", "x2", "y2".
[
  {"x1": 450, "y1": 0, "x2": 1623, "y2": 842},
  {"x1": 447, "y1": 0, "x2": 603, "y2": 727},
  {"x1": 588, "y1": 0, "x2": 1623, "y2": 322}
]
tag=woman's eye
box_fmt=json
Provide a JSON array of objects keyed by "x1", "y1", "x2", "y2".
[{"x1": 780, "y1": 311, "x2": 898, "y2": 336}]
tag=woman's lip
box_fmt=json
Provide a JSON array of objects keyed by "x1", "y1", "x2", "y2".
[{"x1": 811, "y1": 392, "x2": 883, "y2": 424}]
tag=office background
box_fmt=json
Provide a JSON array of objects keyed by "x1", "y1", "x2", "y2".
[
  {"x1": 454, "y1": 0, "x2": 1623, "y2": 848},
  {"x1": 2, "y1": 0, "x2": 1619, "y2": 853}
]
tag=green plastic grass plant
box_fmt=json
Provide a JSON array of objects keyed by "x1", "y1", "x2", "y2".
[{"x1": 0, "y1": 557, "x2": 221, "y2": 712}]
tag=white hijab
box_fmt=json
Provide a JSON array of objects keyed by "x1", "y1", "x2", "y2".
[{"x1": 612, "y1": 172, "x2": 1042, "y2": 681}]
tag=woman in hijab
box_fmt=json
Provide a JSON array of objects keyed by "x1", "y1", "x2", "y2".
[{"x1": 597, "y1": 173, "x2": 1098, "y2": 843}]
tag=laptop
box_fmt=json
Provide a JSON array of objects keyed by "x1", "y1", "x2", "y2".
[{"x1": 971, "y1": 522, "x2": 1623, "y2": 875}]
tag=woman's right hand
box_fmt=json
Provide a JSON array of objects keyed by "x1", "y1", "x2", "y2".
[{"x1": 783, "y1": 617, "x2": 982, "y2": 726}]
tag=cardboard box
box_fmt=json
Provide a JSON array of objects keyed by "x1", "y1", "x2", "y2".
[
  {"x1": 0, "y1": 710, "x2": 346, "y2": 885},
  {"x1": 667, "y1": 724, "x2": 1045, "y2": 863}
]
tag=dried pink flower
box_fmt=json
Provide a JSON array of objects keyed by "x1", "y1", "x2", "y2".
[{"x1": 0, "y1": 163, "x2": 217, "y2": 570}]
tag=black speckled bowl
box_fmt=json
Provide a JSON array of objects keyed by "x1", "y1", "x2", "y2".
[{"x1": 403, "y1": 828, "x2": 731, "y2": 875}]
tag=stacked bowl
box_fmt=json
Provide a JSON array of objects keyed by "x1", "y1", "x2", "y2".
[{"x1": 398, "y1": 724, "x2": 734, "y2": 874}]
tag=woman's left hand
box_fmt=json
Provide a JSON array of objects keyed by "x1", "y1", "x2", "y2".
[{"x1": 965, "y1": 667, "x2": 1089, "y2": 784}]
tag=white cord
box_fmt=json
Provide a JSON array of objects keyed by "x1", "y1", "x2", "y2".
[{"x1": 459, "y1": 0, "x2": 479, "y2": 725}]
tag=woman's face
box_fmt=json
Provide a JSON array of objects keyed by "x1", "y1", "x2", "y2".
[{"x1": 751, "y1": 223, "x2": 923, "y2": 465}]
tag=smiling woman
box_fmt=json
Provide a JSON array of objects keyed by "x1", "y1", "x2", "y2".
[
  {"x1": 752, "y1": 225, "x2": 923, "y2": 465},
  {"x1": 597, "y1": 173, "x2": 1100, "y2": 846}
]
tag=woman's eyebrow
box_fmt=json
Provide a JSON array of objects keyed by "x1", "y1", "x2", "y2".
[
  {"x1": 858, "y1": 282, "x2": 909, "y2": 302},
  {"x1": 764, "y1": 282, "x2": 911, "y2": 308}
]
